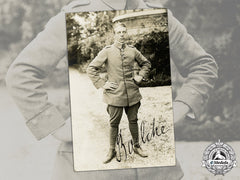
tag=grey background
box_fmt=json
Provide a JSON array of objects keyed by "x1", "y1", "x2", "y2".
[{"x1": 1, "y1": 0, "x2": 240, "y2": 179}]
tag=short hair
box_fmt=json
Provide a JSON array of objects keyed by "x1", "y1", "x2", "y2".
[{"x1": 113, "y1": 22, "x2": 127, "y2": 33}]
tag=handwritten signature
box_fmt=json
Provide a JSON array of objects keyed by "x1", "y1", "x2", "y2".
[{"x1": 116, "y1": 117, "x2": 169, "y2": 162}]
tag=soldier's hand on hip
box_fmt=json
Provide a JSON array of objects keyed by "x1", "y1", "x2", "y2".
[
  {"x1": 173, "y1": 101, "x2": 191, "y2": 123},
  {"x1": 134, "y1": 75, "x2": 143, "y2": 83},
  {"x1": 52, "y1": 117, "x2": 72, "y2": 142},
  {"x1": 103, "y1": 81, "x2": 118, "y2": 90}
]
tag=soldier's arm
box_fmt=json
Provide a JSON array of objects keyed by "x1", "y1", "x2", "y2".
[
  {"x1": 134, "y1": 49, "x2": 151, "y2": 78},
  {"x1": 87, "y1": 48, "x2": 108, "y2": 89},
  {"x1": 5, "y1": 11, "x2": 69, "y2": 141},
  {"x1": 168, "y1": 10, "x2": 218, "y2": 120}
]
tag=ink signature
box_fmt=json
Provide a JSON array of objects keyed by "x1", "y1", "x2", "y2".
[{"x1": 116, "y1": 118, "x2": 169, "y2": 162}]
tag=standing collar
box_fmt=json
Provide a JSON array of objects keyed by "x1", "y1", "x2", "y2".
[
  {"x1": 101, "y1": 0, "x2": 127, "y2": 10},
  {"x1": 101, "y1": 0, "x2": 148, "y2": 10},
  {"x1": 114, "y1": 41, "x2": 126, "y2": 49},
  {"x1": 144, "y1": 1, "x2": 164, "y2": 8}
]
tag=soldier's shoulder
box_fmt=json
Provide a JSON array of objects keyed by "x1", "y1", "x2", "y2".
[
  {"x1": 127, "y1": 45, "x2": 139, "y2": 51},
  {"x1": 127, "y1": 45, "x2": 136, "y2": 49},
  {"x1": 99, "y1": 45, "x2": 112, "y2": 53},
  {"x1": 103, "y1": 45, "x2": 112, "y2": 49},
  {"x1": 61, "y1": 0, "x2": 90, "y2": 12}
]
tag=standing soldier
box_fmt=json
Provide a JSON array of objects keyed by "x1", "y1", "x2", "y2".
[{"x1": 87, "y1": 23, "x2": 151, "y2": 163}]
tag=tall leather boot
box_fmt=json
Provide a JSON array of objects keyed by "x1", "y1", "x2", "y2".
[
  {"x1": 103, "y1": 127, "x2": 118, "y2": 164},
  {"x1": 129, "y1": 122, "x2": 148, "y2": 158},
  {"x1": 129, "y1": 122, "x2": 139, "y2": 146}
]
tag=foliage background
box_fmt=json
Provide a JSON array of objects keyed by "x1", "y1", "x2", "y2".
[{"x1": 66, "y1": 10, "x2": 171, "y2": 86}]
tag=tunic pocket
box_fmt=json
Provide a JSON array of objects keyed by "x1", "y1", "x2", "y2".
[
  {"x1": 105, "y1": 88, "x2": 117, "y2": 94},
  {"x1": 103, "y1": 82, "x2": 119, "y2": 94},
  {"x1": 127, "y1": 79, "x2": 139, "y2": 89}
]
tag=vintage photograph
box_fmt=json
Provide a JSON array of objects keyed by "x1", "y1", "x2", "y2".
[
  {"x1": 2, "y1": 0, "x2": 240, "y2": 179},
  {"x1": 66, "y1": 8, "x2": 176, "y2": 171}
]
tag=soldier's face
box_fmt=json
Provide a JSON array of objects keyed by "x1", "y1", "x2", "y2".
[{"x1": 114, "y1": 26, "x2": 127, "y2": 43}]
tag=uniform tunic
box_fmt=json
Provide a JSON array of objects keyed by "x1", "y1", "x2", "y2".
[{"x1": 87, "y1": 42, "x2": 151, "y2": 106}]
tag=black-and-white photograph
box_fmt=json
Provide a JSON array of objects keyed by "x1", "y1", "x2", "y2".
[
  {"x1": 2, "y1": 0, "x2": 240, "y2": 179},
  {"x1": 66, "y1": 8, "x2": 176, "y2": 171}
]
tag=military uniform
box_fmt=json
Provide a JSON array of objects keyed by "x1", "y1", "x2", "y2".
[
  {"x1": 87, "y1": 42, "x2": 151, "y2": 106},
  {"x1": 5, "y1": 0, "x2": 218, "y2": 179},
  {"x1": 87, "y1": 41, "x2": 151, "y2": 150}
]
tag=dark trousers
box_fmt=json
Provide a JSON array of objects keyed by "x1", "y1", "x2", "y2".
[{"x1": 107, "y1": 102, "x2": 141, "y2": 149}]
